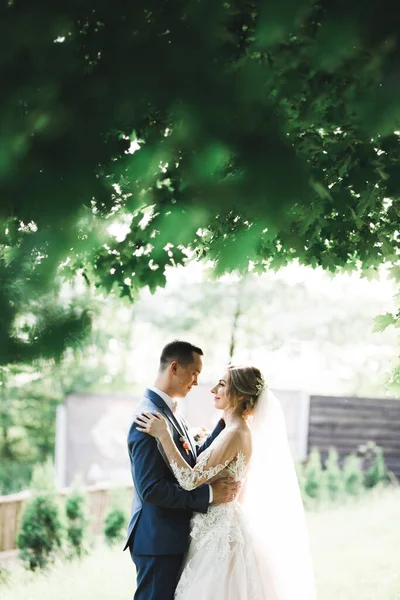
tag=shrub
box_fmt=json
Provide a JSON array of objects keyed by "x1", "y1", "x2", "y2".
[
  {"x1": 104, "y1": 508, "x2": 126, "y2": 546},
  {"x1": 342, "y1": 453, "x2": 364, "y2": 496},
  {"x1": 359, "y1": 442, "x2": 388, "y2": 489},
  {"x1": 365, "y1": 447, "x2": 387, "y2": 488},
  {"x1": 301, "y1": 443, "x2": 390, "y2": 508},
  {"x1": 17, "y1": 461, "x2": 63, "y2": 570},
  {"x1": 18, "y1": 493, "x2": 63, "y2": 570},
  {"x1": 65, "y1": 488, "x2": 88, "y2": 559},
  {"x1": 304, "y1": 448, "x2": 324, "y2": 501},
  {"x1": 324, "y1": 448, "x2": 344, "y2": 501}
]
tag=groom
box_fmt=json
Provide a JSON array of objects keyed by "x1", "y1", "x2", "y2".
[{"x1": 124, "y1": 340, "x2": 240, "y2": 600}]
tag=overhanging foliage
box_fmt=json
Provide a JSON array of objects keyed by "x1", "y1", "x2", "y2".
[{"x1": 1, "y1": 0, "x2": 400, "y2": 363}]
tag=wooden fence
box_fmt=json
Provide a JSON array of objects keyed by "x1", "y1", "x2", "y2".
[
  {"x1": 308, "y1": 395, "x2": 400, "y2": 476},
  {"x1": 0, "y1": 484, "x2": 132, "y2": 553}
]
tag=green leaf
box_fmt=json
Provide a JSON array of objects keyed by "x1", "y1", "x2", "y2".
[
  {"x1": 389, "y1": 265, "x2": 400, "y2": 283},
  {"x1": 373, "y1": 313, "x2": 396, "y2": 333}
]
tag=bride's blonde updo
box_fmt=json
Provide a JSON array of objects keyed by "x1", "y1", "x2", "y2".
[{"x1": 226, "y1": 365, "x2": 266, "y2": 418}]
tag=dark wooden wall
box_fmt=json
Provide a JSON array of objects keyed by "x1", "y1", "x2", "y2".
[{"x1": 308, "y1": 395, "x2": 400, "y2": 476}]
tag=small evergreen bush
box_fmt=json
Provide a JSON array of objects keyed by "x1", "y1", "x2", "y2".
[
  {"x1": 65, "y1": 488, "x2": 88, "y2": 559},
  {"x1": 324, "y1": 448, "x2": 344, "y2": 501},
  {"x1": 342, "y1": 453, "x2": 364, "y2": 496},
  {"x1": 359, "y1": 442, "x2": 388, "y2": 489},
  {"x1": 17, "y1": 461, "x2": 63, "y2": 570},
  {"x1": 18, "y1": 493, "x2": 63, "y2": 570},
  {"x1": 104, "y1": 508, "x2": 126, "y2": 546},
  {"x1": 304, "y1": 448, "x2": 324, "y2": 501}
]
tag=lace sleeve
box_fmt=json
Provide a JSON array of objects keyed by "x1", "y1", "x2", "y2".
[
  {"x1": 158, "y1": 429, "x2": 246, "y2": 491},
  {"x1": 170, "y1": 447, "x2": 231, "y2": 491}
]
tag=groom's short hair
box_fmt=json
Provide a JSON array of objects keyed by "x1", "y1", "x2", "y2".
[{"x1": 159, "y1": 340, "x2": 203, "y2": 371}]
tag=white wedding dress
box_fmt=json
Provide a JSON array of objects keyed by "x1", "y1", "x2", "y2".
[
  {"x1": 174, "y1": 448, "x2": 266, "y2": 600},
  {"x1": 168, "y1": 390, "x2": 316, "y2": 600}
]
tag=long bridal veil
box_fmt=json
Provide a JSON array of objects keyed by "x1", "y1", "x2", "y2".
[{"x1": 241, "y1": 388, "x2": 317, "y2": 600}]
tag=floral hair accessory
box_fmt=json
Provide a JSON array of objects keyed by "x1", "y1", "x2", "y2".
[{"x1": 255, "y1": 377, "x2": 266, "y2": 396}]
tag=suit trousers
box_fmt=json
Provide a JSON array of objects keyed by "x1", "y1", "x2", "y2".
[{"x1": 132, "y1": 553, "x2": 185, "y2": 600}]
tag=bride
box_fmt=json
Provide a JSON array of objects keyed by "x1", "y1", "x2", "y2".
[{"x1": 135, "y1": 365, "x2": 316, "y2": 599}]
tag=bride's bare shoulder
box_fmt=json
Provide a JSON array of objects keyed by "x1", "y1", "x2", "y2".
[
  {"x1": 228, "y1": 420, "x2": 248, "y2": 433},
  {"x1": 229, "y1": 422, "x2": 252, "y2": 449}
]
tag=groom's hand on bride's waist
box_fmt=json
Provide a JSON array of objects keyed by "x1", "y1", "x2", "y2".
[{"x1": 211, "y1": 477, "x2": 241, "y2": 505}]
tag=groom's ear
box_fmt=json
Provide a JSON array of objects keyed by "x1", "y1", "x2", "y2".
[{"x1": 170, "y1": 361, "x2": 179, "y2": 375}]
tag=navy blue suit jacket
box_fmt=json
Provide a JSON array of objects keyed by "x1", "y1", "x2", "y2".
[{"x1": 124, "y1": 389, "x2": 225, "y2": 555}]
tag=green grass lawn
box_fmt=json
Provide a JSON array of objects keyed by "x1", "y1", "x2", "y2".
[
  {"x1": 1, "y1": 487, "x2": 399, "y2": 600},
  {"x1": 309, "y1": 487, "x2": 400, "y2": 600}
]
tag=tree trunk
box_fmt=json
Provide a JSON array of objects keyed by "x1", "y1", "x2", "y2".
[
  {"x1": 0, "y1": 369, "x2": 13, "y2": 459},
  {"x1": 228, "y1": 277, "x2": 246, "y2": 362}
]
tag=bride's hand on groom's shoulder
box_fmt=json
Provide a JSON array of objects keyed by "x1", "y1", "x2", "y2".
[{"x1": 134, "y1": 411, "x2": 170, "y2": 440}]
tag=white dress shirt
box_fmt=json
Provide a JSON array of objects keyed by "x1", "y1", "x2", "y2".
[
  {"x1": 149, "y1": 387, "x2": 178, "y2": 414},
  {"x1": 149, "y1": 387, "x2": 213, "y2": 503}
]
